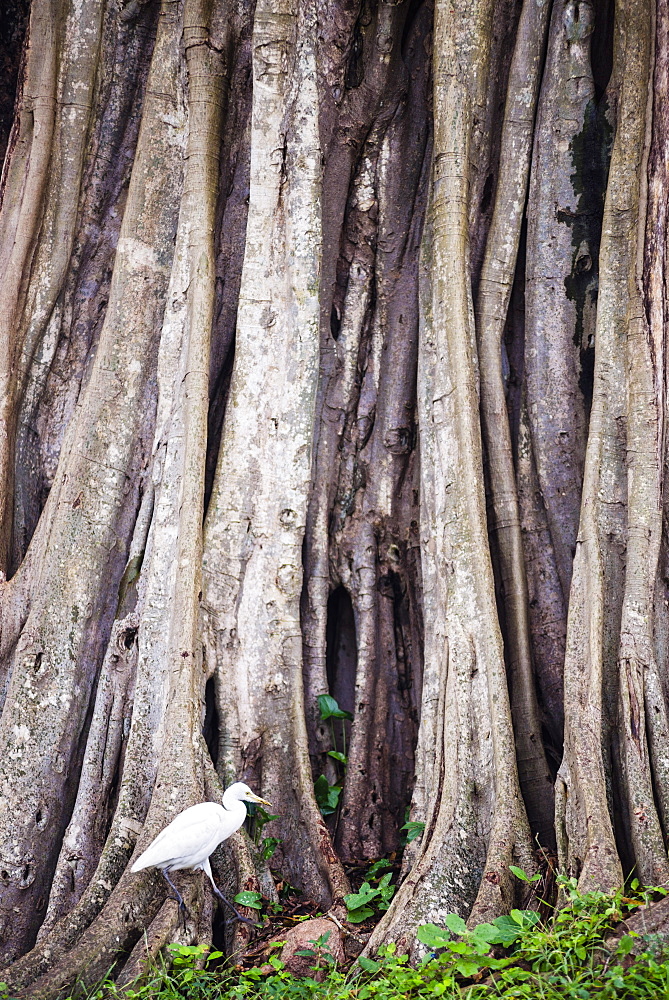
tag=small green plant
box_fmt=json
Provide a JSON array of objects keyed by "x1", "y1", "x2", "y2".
[
  {"x1": 245, "y1": 802, "x2": 281, "y2": 859},
  {"x1": 344, "y1": 870, "x2": 396, "y2": 923},
  {"x1": 417, "y1": 908, "x2": 539, "y2": 978},
  {"x1": 314, "y1": 694, "x2": 352, "y2": 817},
  {"x1": 294, "y1": 930, "x2": 338, "y2": 974},
  {"x1": 259, "y1": 836, "x2": 281, "y2": 860},
  {"x1": 508, "y1": 863, "x2": 541, "y2": 883},
  {"x1": 76, "y1": 943, "x2": 231, "y2": 999},
  {"x1": 410, "y1": 874, "x2": 669, "y2": 998},
  {"x1": 314, "y1": 773, "x2": 342, "y2": 815}
]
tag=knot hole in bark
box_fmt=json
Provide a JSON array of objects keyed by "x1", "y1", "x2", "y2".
[
  {"x1": 345, "y1": 21, "x2": 364, "y2": 90},
  {"x1": 18, "y1": 863, "x2": 33, "y2": 888},
  {"x1": 0, "y1": 858, "x2": 35, "y2": 888},
  {"x1": 122, "y1": 627, "x2": 138, "y2": 650},
  {"x1": 564, "y1": 1, "x2": 594, "y2": 41},
  {"x1": 330, "y1": 303, "x2": 342, "y2": 340}
]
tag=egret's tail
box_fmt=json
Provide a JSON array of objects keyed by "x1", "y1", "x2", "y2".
[
  {"x1": 130, "y1": 842, "x2": 167, "y2": 872},
  {"x1": 130, "y1": 851, "x2": 152, "y2": 873}
]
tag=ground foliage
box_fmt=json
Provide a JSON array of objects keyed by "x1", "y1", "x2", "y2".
[{"x1": 20, "y1": 880, "x2": 669, "y2": 1000}]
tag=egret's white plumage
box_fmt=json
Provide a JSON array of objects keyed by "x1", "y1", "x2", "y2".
[{"x1": 131, "y1": 782, "x2": 271, "y2": 923}]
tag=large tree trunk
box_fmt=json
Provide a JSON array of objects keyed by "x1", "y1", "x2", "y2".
[{"x1": 0, "y1": 0, "x2": 667, "y2": 991}]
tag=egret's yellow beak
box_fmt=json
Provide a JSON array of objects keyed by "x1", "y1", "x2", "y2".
[{"x1": 247, "y1": 791, "x2": 272, "y2": 807}]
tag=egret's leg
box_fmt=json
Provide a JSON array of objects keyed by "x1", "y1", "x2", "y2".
[
  {"x1": 202, "y1": 858, "x2": 258, "y2": 926},
  {"x1": 162, "y1": 869, "x2": 189, "y2": 928}
]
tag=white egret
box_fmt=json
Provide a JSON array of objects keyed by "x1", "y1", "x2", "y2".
[{"x1": 131, "y1": 782, "x2": 271, "y2": 924}]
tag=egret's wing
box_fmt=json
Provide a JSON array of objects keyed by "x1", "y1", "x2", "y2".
[{"x1": 131, "y1": 803, "x2": 229, "y2": 872}]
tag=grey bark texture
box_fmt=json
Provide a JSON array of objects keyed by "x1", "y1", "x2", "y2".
[{"x1": 0, "y1": 0, "x2": 667, "y2": 991}]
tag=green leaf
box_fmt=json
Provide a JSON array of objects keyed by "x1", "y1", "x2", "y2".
[
  {"x1": 358, "y1": 957, "x2": 380, "y2": 973},
  {"x1": 345, "y1": 883, "x2": 379, "y2": 910},
  {"x1": 318, "y1": 694, "x2": 353, "y2": 721},
  {"x1": 617, "y1": 934, "x2": 634, "y2": 956},
  {"x1": 366, "y1": 859, "x2": 392, "y2": 880},
  {"x1": 234, "y1": 890, "x2": 263, "y2": 909},
  {"x1": 376, "y1": 877, "x2": 395, "y2": 910},
  {"x1": 488, "y1": 915, "x2": 524, "y2": 945},
  {"x1": 400, "y1": 820, "x2": 426, "y2": 843},
  {"x1": 247, "y1": 804, "x2": 278, "y2": 827},
  {"x1": 447, "y1": 941, "x2": 472, "y2": 955},
  {"x1": 574, "y1": 945, "x2": 587, "y2": 960},
  {"x1": 454, "y1": 959, "x2": 482, "y2": 978},
  {"x1": 469, "y1": 922, "x2": 499, "y2": 944},
  {"x1": 444, "y1": 913, "x2": 468, "y2": 937},
  {"x1": 346, "y1": 905, "x2": 375, "y2": 924},
  {"x1": 510, "y1": 908, "x2": 538, "y2": 926},
  {"x1": 318, "y1": 694, "x2": 339, "y2": 719},
  {"x1": 314, "y1": 773, "x2": 329, "y2": 798},
  {"x1": 509, "y1": 865, "x2": 541, "y2": 883},
  {"x1": 168, "y1": 943, "x2": 205, "y2": 959},
  {"x1": 417, "y1": 923, "x2": 451, "y2": 948},
  {"x1": 327, "y1": 750, "x2": 348, "y2": 764}
]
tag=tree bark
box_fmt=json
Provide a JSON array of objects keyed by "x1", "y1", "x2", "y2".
[{"x1": 0, "y1": 0, "x2": 666, "y2": 991}]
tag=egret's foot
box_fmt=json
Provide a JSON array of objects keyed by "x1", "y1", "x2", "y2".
[
  {"x1": 232, "y1": 910, "x2": 261, "y2": 928},
  {"x1": 163, "y1": 896, "x2": 190, "y2": 931}
]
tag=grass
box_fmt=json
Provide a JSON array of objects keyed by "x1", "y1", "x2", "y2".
[{"x1": 6, "y1": 877, "x2": 669, "y2": 1000}]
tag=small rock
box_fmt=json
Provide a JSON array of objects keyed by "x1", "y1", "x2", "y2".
[{"x1": 275, "y1": 917, "x2": 345, "y2": 979}]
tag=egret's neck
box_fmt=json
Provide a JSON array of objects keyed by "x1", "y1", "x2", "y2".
[{"x1": 221, "y1": 789, "x2": 248, "y2": 825}]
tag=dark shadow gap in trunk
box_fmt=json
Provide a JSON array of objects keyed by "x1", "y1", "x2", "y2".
[
  {"x1": 203, "y1": 676, "x2": 220, "y2": 769},
  {"x1": 0, "y1": 0, "x2": 30, "y2": 172},
  {"x1": 205, "y1": 343, "x2": 235, "y2": 517},
  {"x1": 204, "y1": 7, "x2": 255, "y2": 516},
  {"x1": 326, "y1": 584, "x2": 357, "y2": 751},
  {"x1": 591, "y1": 0, "x2": 615, "y2": 100}
]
